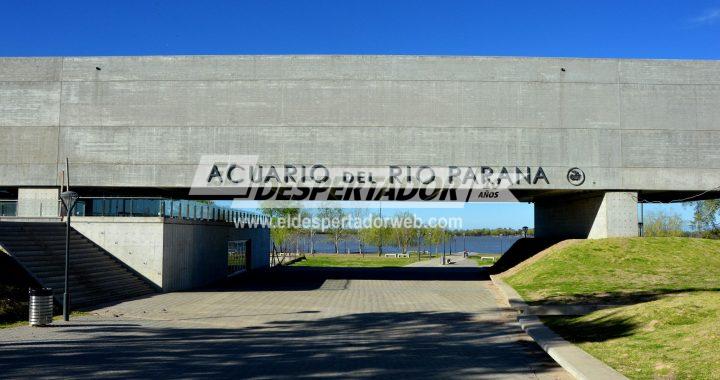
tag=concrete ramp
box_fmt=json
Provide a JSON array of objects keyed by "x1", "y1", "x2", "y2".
[{"x1": 0, "y1": 222, "x2": 156, "y2": 308}]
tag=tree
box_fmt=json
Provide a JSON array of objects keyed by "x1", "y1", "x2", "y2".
[
  {"x1": 357, "y1": 213, "x2": 391, "y2": 256},
  {"x1": 317, "y1": 206, "x2": 347, "y2": 254},
  {"x1": 644, "y1": 210, "x2": 685, "y2": 237},
  {"x1": 390, "y1": 211, "x2": 417, "y2": 255},
  {"x1": 260, "y1": 201, "x2": 301, "y2": 254},
  {"x1": 351, "y1": 209, "x2": 367, "y2": 255},
  {"x1": 300, "y1": 208, "x2": 316, "y2": 255},
  {"x1": 423, "y1": 226, "x2": 445, "y2": 257},
  {"x1": 294, "y1": 208, "x2": 314, "y2": 254},
  {"x1": 691, "y1": 200, "x2": 720, "y2": 238}
]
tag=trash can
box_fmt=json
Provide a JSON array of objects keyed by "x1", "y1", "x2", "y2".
[{"x1": 29, "y1": 288, "x2": 53, "y2": 326}]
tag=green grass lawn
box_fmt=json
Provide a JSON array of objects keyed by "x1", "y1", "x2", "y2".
[
  {"x1": 290, "y1": 254, "x2": 430, "y2": 267},
  {"x1": 468, "y1": 253, "x2": 501, "y2": 267},
  {"x1": 504, "y1": 237, "x2": 720, "y2": 305},
  {"x1": 504, "y1": 237, "x2": 720, "y2": 379}
]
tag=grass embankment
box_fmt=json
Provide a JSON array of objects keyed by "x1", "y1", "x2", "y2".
[
  {"x1": 291, "y1": 253, "x2": 431, "y2": 267},
  {"x1": 0, "y1": 253, "x2": 35, "y2": 328},
  {"x1": 0, "y1": 284, "x2": 28, "y2": 329},
  {"x1": 503, "y1": 237, "x2": 720, "y2": 379}
]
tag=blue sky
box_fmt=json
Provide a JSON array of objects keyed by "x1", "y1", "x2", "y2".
[
  {"x1": 2, "y1": 1, "x2": 717, "y2": 228},
  {"x1": 2, "y1": 1, "x2": 720, "y2": 58}
]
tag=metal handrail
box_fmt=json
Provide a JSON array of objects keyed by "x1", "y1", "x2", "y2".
[{"x1": 0, "y1": 197, "x2": 269, "y2": 224}]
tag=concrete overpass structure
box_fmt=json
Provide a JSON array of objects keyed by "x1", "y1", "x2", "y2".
[{"x1": 2, "y1": 55, "x2": 720, "y2": 238}]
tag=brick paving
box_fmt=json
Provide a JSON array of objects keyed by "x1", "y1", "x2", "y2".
[{"x1": 0, "y1": 266, "x2": 570, "y2": 379}]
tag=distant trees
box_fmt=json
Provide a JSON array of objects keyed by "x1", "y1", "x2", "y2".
[
  {"x1": 317, "y1": 207, "x2": 347, "y2": 254},
  {"x1": 458, "y1": 227, "x2": 533, "y2": 236},
  {"x1": 356, "y1": 213, "x2": 383, "y2": 256},
  {"x1": 691, "y1": 200, "x2": 720, "y2": 238},
  {"x1": 423, "y1": 226, "x2": 446, "y2": 257},
  {"x1": 644, "y1": 211, "x2": 685, "y2": 237},
  {"x1": 361, "y1": 213, "x2": 392, "y2": 256},
  {"x1": 260, "y1": 201, "x2": 301, "y2": 253},
  {"x1": 390, "y1": 211, "x2": 418, "y2": 255}
]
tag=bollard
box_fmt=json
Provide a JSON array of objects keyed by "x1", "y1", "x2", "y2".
[{"x1": 29, "y1": 288, "x2": 54, "y2": 326}]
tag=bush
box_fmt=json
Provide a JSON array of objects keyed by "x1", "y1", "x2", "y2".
[
  {"x1": 643, "y1": 211, "x2": 685, "y2": 237},
  {"x1": 0, "y1": 253, "x2": 37, "y2": 324},
  {"x1": 0, "y1": 284, "x2": 27, "y2": 324}
]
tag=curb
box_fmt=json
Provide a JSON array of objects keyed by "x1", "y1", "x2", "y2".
[{"x1": 490, "y1": 275, "x2": 628, "y2": 380}]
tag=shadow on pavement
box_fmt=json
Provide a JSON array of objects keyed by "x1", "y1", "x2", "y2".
[
  {"x1": 0, "y1": 311, "x2": 561, "y2": 379},
  {"x1": 219, "y1": 266, "x2": 490, "y2": 292}
]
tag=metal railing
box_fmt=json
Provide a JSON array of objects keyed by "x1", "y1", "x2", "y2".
[
  {"x1": 80, "y1": 198, "x2": 269, "y2": 224},
  {"x1": 0, "y1": 198, "x2": 268, "y2": 225},
  {"x1": 0, "y1": 199, "x2": 61, "y2": 217}
]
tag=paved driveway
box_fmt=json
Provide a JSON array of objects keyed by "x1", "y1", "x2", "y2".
[{"x1": 0, "y1": 264, "x2": 569, "y2": 379}]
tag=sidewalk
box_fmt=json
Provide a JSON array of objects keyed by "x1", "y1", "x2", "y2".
[{"x1": 405, "y1": 253, "x2": 479, "y2": 268}]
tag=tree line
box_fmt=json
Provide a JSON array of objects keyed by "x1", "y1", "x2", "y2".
[
  {"x1": 642, "y1": 200, "x2": 720, "y2": 238},
  {"x1": 261, "y1": 205, "x2": 479, "y2": 256}
]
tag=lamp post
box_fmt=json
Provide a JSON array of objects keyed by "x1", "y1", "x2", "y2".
[
  {"x1": 60, "y1": 191, "x2": 79, "y2": 322},
  {"x1": 442, "y1": 233, "x2": 446, "y2": 265}
]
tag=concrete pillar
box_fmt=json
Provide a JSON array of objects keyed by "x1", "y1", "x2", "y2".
[
  {"x1": 535, "y1": 192, "x2": 638, "y2": 239},
  {"x1": 17, "y1": 188, "x2": 60, "y2": 217}
]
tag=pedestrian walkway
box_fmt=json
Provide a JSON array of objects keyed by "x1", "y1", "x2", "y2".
[
  {"x1": 0, "y1": 266, "x2": 570, "y2": 379},
  {"x1": 405, "y1": 253, "x2": 479, "y2": 268}
]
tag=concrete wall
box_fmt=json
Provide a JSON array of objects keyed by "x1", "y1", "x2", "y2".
[
  {"x1": 17, "y1": 188, "x2": 59, "y2": 217},
  {"x1": 71, "y1": 217, "x2": 271, "y2": 291},
  {"x1": 72, "y1": 217, "x2": 165, "y2": 287},
  {"x1": 162, "y1": 221, "x2": 271, "y2": 291},
  {"x1": 535, "y1": 192, "x2": 638, "y2": 239},
  {"x1": 1, "y1": 56, "x2": 719, "y2": 192}
]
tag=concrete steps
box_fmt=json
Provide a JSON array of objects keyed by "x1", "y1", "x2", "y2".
[{"x1": 0, "y1": 221, "x2": 156, "y2": 309}]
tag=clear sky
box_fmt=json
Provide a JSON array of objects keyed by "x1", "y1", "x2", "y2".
[
  {"x1": 3, "y1": 1, "x2": 717, "y2": 228},
  {"x1": 2, "y1": 1, "x2": 719, "y2": 58}
]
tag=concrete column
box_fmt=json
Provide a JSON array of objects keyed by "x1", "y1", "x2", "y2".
[
  {"x1": 17, "y1": 188, "x2": 60, "y2": 217},
  {"x1": 535, "y1": 192, "x2": 638, "y2": 239}
]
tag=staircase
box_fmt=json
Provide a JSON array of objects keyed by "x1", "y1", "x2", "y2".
[{"x1": 0, "y1": 221, "x2": 156, "y2": 308}]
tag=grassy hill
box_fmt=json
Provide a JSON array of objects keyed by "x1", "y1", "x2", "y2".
[{"x1": 502, "y1": 237, "x2": 720, "y2": 379}]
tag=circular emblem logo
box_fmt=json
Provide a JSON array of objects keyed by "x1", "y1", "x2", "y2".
[{"x1": 567, "y1": 167, "x2": 585, "y2": 186}]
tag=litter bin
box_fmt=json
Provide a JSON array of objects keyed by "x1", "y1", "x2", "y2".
[{"x1": 29, "y1": 288, "x2": 53, "y2": 326}]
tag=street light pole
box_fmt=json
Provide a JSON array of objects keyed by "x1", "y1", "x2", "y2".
[
  {"x1": 60, "y1": 191, "x2": 79, "y2": 322},
  {"x1": 63, "y1": 211, "x2": 71, "y2": 321},
  {"x1": 442, "y1": 234, "x2": 446, "y2": 265}
]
